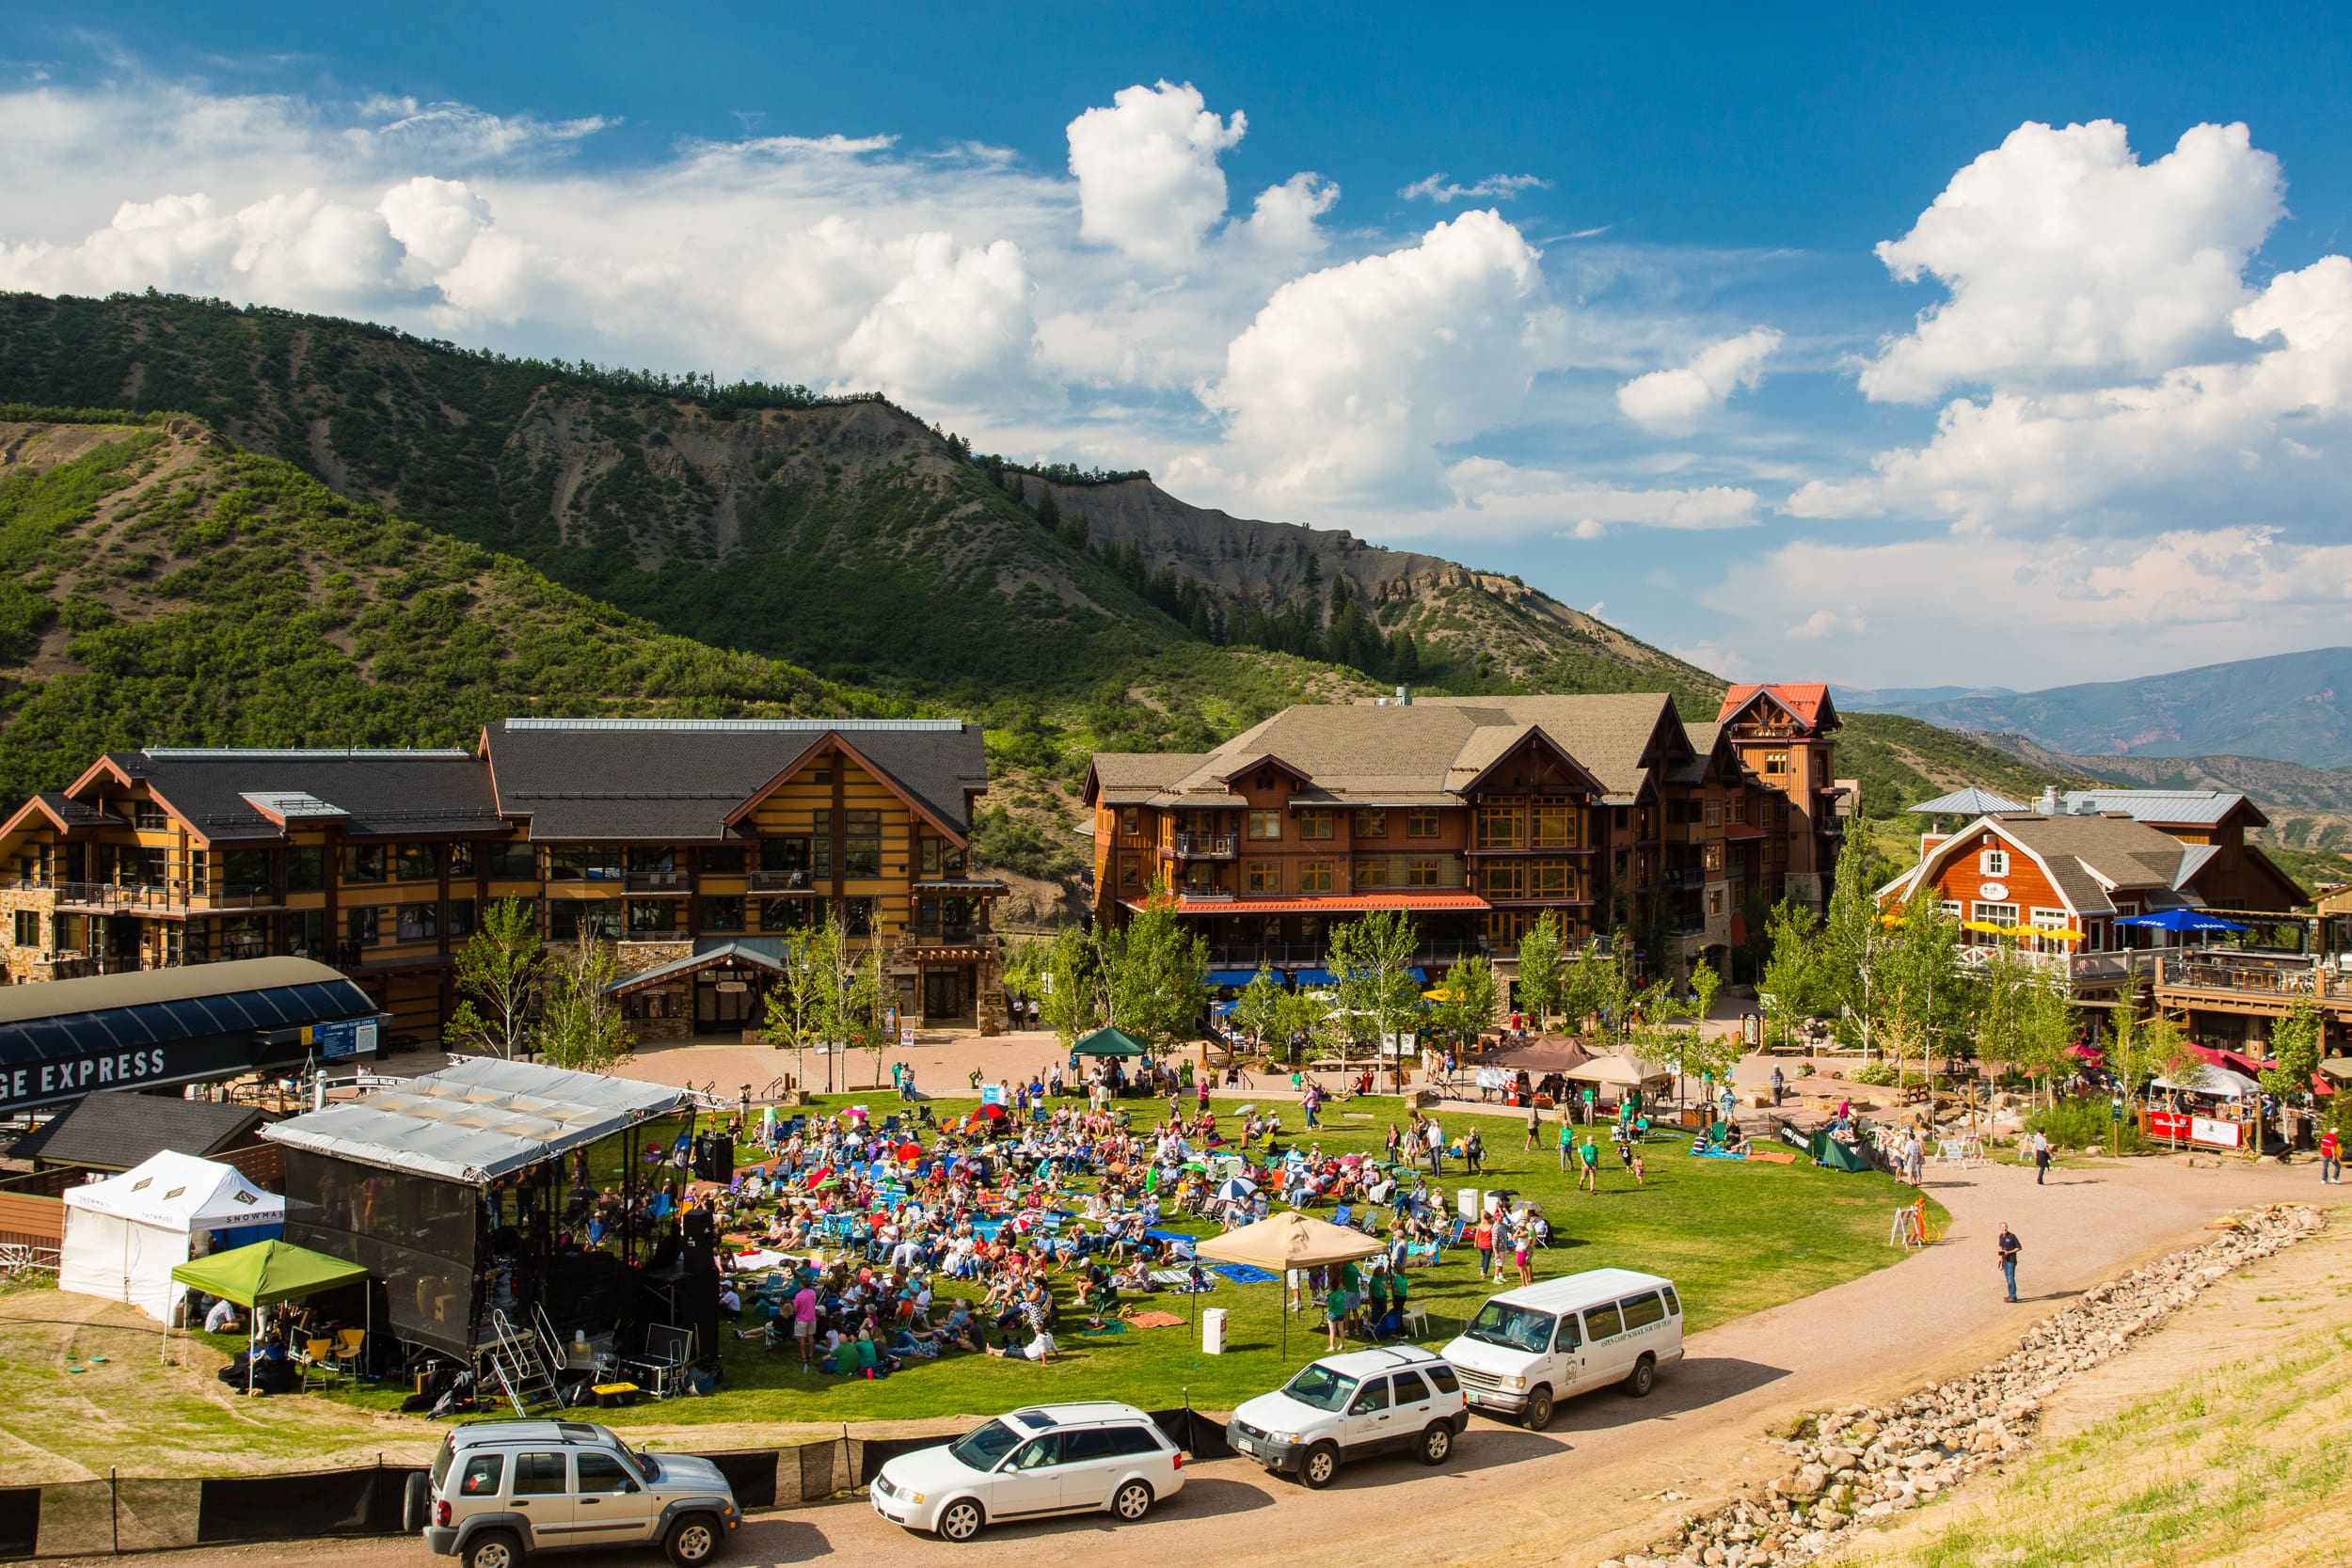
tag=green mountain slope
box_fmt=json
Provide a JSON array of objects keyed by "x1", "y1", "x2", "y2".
[
  {"x1": 0, "y1": 292, "x2": 1722, "y2": 730},
  {"x1": 1851, "y1": 646, "x2": 2352, "y2": 768},
  {"x1": 1836, "y1": 711, "x2": 2101, "y2": 822},
  {"x1": 0, "y1": 413, "x2": 871, "y2": 802}
]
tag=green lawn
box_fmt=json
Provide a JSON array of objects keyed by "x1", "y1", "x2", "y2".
[{"x1": 324, "y1": 1092, "x2": 1940, "y2": 1427}]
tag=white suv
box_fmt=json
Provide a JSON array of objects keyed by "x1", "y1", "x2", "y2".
[
  {"x1": 407, "y1": 1419, "x2": 740, "y2": 1568},
  {"x1": 1226, "y1": 1345, "x2": 1470, "y2": 1488},
  {"x1": 871, "y1": 1402, "x2": 1185, "y2": 1542}
]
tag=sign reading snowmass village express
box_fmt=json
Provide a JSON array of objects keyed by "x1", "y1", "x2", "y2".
[{"x1": 0, "y1": 958, "x2": 382, "y2": 1115}]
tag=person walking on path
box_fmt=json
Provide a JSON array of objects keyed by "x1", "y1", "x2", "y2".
[
  {"x1": 1996, "y1": 1223, "x2": 2022, "y2": 1302},
  {"x1": 1558, "y1": 1113, "x2": 1575, "y2": 1172},
  {"x1": 1771, "y1": 1065, "x2": 1785, "y2": 1107},
  {"x1": 1524, "y1": 1100, "x2": 1542, "y2": 1152},
  {"x1": 2033, "y1": 1134, "x2": 2052, "y2": 1185},
  {"x1": 2321, "y1": 1126, "x2": 2342, "y2": 1184}
]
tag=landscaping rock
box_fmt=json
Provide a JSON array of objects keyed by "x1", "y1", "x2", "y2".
[{"x1": 1621, "y1": 1205, "x2": 2321, "y2": 1567}]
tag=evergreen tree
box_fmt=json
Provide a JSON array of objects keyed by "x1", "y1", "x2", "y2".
[
  {"x1": 1034, "y1": 483, "x2": 1060, "y2": 533},
  {"x1": 1391, "y1": 629, "x2": 1421, "y2": 683}
]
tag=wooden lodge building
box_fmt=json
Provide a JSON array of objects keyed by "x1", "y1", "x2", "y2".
[
  {"x1": 1879, "y1": 787, "x2": 2320, "y2": 1048},
  {"x1": 1083, "y1": 685, "x2": 1847, "y2": 993},
  {"x1": 0, "y1": 719, "x2": 1007, "y2": 1045}
]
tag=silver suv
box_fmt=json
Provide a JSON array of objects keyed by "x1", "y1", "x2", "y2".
[{"x1": 406, "y1": 1420, "x2": 740, "y2": 1568}]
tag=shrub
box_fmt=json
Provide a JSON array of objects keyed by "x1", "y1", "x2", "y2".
[{"x1": 2027, "y1": 1096, "x2": 2145, "y2": 1152}]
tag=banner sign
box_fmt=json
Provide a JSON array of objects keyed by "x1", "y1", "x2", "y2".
[{"x1": 2149, "y1": 1110, "x2": 2244, "y2": 1149}]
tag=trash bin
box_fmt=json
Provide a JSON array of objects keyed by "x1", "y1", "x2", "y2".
[{"x1": 1202, "y1": 1307, "x2": 1229, "y2": 1355}]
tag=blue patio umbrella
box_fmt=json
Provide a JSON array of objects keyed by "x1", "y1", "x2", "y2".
[{"x1": 2114, "y1": 910, "x2": 2250, "y2": 933}]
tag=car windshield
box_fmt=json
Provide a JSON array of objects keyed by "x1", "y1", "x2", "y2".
[
  {"x1": 1281, "y1": 1364, "x2": 1361, "y2": 1412},
  {"x1": 947, "y1": 1419, "x2": 1025, "y2": 1470},
  {"x1": 609, "y1": 1438, "x2": 654, "y2": 1483},
  {"x1": 1466, "y1": 1302, "x2": 1556, "y2": 1354}
]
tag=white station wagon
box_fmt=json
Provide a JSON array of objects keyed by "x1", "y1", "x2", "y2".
[{"x1": 870, "y1": 1402, "x2": 1185, "y2": 1542}]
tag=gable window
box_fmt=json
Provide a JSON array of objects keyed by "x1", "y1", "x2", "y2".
[
  {"x1": 1297, "y1": 809, "x2": 1334, "y2": 841},
  {"x1": 1354, "y1": 809, "x2": 1387, "y2": 839},
  {"x1": 1705, "y1": 800, "x2": 1723, "y2": 827},
  {"x1": 133, "y1": 801, "x2": 168, "y2": 832},
  {"x1": 1247, "y1": 810, "x2": 1283, "y2": 842},
  {"x1": 1119, "y1": 807, "x2": 1141, "y2": 838},
  {"x1": 1979, "y1": 847, "x2": 2010, "y2": 878},
  {"x1": 761, "y1": 836, "x2": 813, "y2": 876},
  {"x1": 842, "y1": 811, "x2": 882, "y2": 878},
  {"x1": 811, "y1": 812, "x2": 834, "y2": 878},
  {"x1": 1406, "y1": 808, "x2": 1441, "y2": 839}
]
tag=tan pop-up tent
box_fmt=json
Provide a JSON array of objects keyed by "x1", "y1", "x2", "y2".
[
  {"x1": 1564, "y1": 1053, "x2": 1672, "y2": 1087},
  {"x1": 1198, "y1": 1212, "x2": 1384, "y2": 1356}
]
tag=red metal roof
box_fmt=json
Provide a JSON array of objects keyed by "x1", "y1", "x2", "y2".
[
  {"x1": 1123, "y1": 892, "x2": 1492, "y2": 916},
  {"x1": 1718, "y1": 682, "x2": 1831, "y2": 728}
]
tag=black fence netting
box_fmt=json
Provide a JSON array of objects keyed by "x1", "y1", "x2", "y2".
[
  {"x1": 0, "y1": 1492, "x2": 35, "y2": 1560},
  {"x1": 197, "y1": 1464, "x2": 422, "y2": 1544},
  {"x1": 25, "y1": 1479, "x2": 111, "y2": 1560},
  {"x1": 690, "y1": 1450, "x2": 778, "y2": 1511}
]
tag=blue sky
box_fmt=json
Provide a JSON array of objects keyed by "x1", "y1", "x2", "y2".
[{"x1": 7, "y1": 4, "x2": 2352, "y2": 688}]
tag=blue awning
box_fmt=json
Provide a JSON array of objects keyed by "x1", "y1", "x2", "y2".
[
  {"x1": 1408, "y1": 968, "x2": 1429, "y2": 983},
  {"x1": 1208, "y1": 969, "x2": 1262, "y2": 987},
  {"x1": 1294, "y1": 968, "x2": 1337, "y2": 986}
]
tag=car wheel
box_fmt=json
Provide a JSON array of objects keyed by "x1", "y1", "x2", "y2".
[
  {"x1": 936, "y1": 1498, "x2": 986, "y2": 1543},
  {"x1": 1625, "y1": 1354, "x2": 1657, "y2": 1398},
  {"x1": 1299, "y1": 1443, "x2": 1340, "y2": 1489},
  {"x1": 1522, "y1": 1386, "x2": 1555, "y2": 1431},
  {"x1": 462, "y1": 1529, "x2": 521, "y2": 1568},
  {"x1": 1112, "y1": 1480, "x2": 1154, "y2": 1522},
  {"x1": 1419, "y1": 1422, "x2": 1454, "y2": 1465},
  {"x1": 665, "y1": 1513, "x2": 723, "y2": 1567},
  {"x1": 402, "y1": 1473, "x2": 430, "y2": 1535}
]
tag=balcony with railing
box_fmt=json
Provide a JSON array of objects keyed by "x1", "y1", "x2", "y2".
[
  {"x1": 48, "y1": 953, "x2": 147, "y2": 978},
  {"x1": 748, "y1": 868, "x2": 816, "y2": 892},
  {"x1": 2153, "y1": 950, "x2": 2347, "y2": 1006},
  {"x1": 624, "y1": 869, "x2": 691, "y2": 892},
  {"x1": 49, "y1": 880, "x2": 285, "y2": 914},
  {"x1": 1172, "y1": 832, "x2": 1238, "y2": 860}
]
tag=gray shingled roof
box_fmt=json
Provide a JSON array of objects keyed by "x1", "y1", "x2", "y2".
[
  {"x1": 483, "y1": 719, "x2": 987, "y2": 841},
  {"x1": 2059, "y1": 789, "x2": 2264, "y2": 829},
  {"x1": 118, "y1": 751, "x2": 502, "y2": 843},
  {"x1": 1979, "y1": 811, "x2": 2200, "y2": 915},
  {"x1": 1089, "y1": 752, "x2": 1211, "y2": 803},
  {"x1": 6, "y1": 1090, "x2": 264, "y2": 1170}
]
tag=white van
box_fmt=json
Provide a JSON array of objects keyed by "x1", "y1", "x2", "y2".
[{"x1": 1439, "y1": 1268, "x2": 1683, "y2": 1430}]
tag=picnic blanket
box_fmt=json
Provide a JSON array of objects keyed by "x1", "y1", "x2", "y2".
[
  {"x1": 1211, "y1": 1262, "x2": 1279, "y2": 1284},
  {"x1": 1148, "y1": 1269, "x2": 1198, "y2": 1288},
  {"x1": 1074, "y1": 1319, "x2": 1129, "y2": 1336},
  {"x1": 1123, "y1": 1310, "x2": 1186, "y2": 1329},
  {"x1": 1689, "y1": 1144, "x2": 1747, "y2": 1160},
  {"x1": 1746, "y1": 1148, "x2": 1798, "y2": 1165}
]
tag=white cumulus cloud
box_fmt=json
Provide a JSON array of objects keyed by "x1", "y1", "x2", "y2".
[
  {"x1": 1064, "y1": 81, "x2": 1246, "y2": 269},
  {"x1": 1859, "y1": 120, "x2": 2285, "y2": 404},
  {"x1": 837, "y1": 234, "x2": 1042, "y2": 404},
  {"x1": 1399, "y1": 172, "x2": 1551, "y2": 203},
  {"x1": 1193, "y1": 210, "x2": 1564, "y2": 505},
  {"x1": 1614, "y1": 326, "x2": 1783, "y2": 429}
]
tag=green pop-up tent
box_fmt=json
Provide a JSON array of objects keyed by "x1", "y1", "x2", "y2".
[
  {"x1": 1072, "y1": 1025, "x2": 1151, "y2": 1058},
  {"x1": 169, "y1": 1239, "x2": 370, "y2": 1390},
  {"x1": 1807, "y1": 1129, "x2": 1874, "y2": 1173}
]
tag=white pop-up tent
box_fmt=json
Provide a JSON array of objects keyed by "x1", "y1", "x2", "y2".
[{"x1": 59, "y1": 1150, "x2": 285, "y2": 1323}]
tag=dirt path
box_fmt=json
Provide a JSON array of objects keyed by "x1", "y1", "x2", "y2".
[{"x1": 31, "y1": 1154, "x2": 2332, "y2": 1568}]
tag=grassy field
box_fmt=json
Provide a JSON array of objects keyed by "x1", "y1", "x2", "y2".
[{"x1": 0, "y1": 1092, "x2": 1939, "y2": 1477}]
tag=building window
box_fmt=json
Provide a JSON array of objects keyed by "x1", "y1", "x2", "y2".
[
  {"x1": 1703, "y1": 843, "x2": 1724, "y2": 873},
  {"x1": 485, "y1": 841, "x2": 535, "y2": 879},
  {"x1": 1730, "y1": 795, "x2": 1748, "y2": 824},
  {"x1": 1246, "y1": 861, "x2": 1282, "y2": 894},
  {"x1": 1406, "y1": 808, "x2": 1441, "y2": 839},
  {"x1": 1972, "y1": 901, "x2": 2018, "y2": 930},
  {"x1": 1938, "y1": 899, "x2": 1963, "y2": 919},
  {"x1": 11, "y1": 911, "x2": 39, "y2": 947},
  {"x1": 759, "y1": 897, "x2": 810, "y2": 932},
  {"x1": 1763, "y1": 752, "x2": 1788, "y2": 776},
  {"x1": 627, "y1": 899, "x2": 681, "y2": 936},
  {"x1": 1120, "y1": 807, "x2": 1141, "y2": 838},
  {"x1": 447, "y1": 899, "x2": 476, "y2": 940},
  {"x1": 1486, "y1": 910, "x2": 1534, "y2": 949},
  {"x1": 394, "y1": 844, "x2": 437, "y2": 882},
  {"x1": 1529, "y1": 803, "x2": 1574, "y2": 848},
  {"x1": 1354, "y1": 859, "x2": 1390, "y2": 889},
  {"x1": 1354, "y1": 809, "x2": 1387, "y2": 839},
  {"x1": 1299, "y1": 861, "x2": 1333, "y2": 892},
  {"x1": 1247, "y1": 810, "x2": 1283, "y2": 842},
  {"x1": 345, "y1": 906, "x2": 380, "y2": 947},
  {"x1": 761, "y1": 836, "x2": 813, "y2": 876},
  {"x1": 1979, "y1": 847, "x2": 2009, "y2": 878},
  {"x1": 919, "y1": 838, "x2": 944, "y2": 877},
  {"x1": 1530, "y1": 861, "x2": 1572, "y2": 899},
  {"x1": 396, "y1": 902, "x2": 439, "y2": 942},
  {"x1": 1182, "y1": 864, "x2": 1221, "y2": 894},
  {"x1": 1705, "y1": 800, "x2": 1723, "y2": 827},
  {"x1": 1482, "y1": 861, "x2": 1524, "y2": 900},
  {"x1": 548, "y1": 902, "x2": 620, "y2": 942},
  {"x1": 1297, "y1": 810, "x2": 1334, "y2": 841},
  {"x1": 1406, "y1": 859, "x2": 1440, "y2": 888},
  {"x1": 1119, "y1": 857, "x2": 1142, "y2": 889},
  {"x1": 1475, "y1": 800, "x2": 1523, "y2": 849},
  {"x1": 133, "y1": 801, "x2": 168, "y2": 832},
  {"x1": 841, "y1": 897, "x2": 875, "y2": 938},
  {"x1": 700, "y1": 846, "x2": 748, "y2": 875},
  {"x1": 702, "y1": 895, "x2": 745, "y2": 932},
  {"x1": 811, "y1": 812, "x2": 834, "y2": 878}
]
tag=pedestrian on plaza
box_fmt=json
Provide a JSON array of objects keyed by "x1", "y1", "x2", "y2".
[
  {"x1": 1524, "y1": 1099, "x2": 1542, "y2": 1151},
  {"x1": 1464, "y1": 1127, "x2": 1486, "y2": 1175},
  {"x1": 1472, "y1": 1214, "x2": 1495, "y2": 1279},
  {"x1": 1771, "y1": 1065, "x2": 1786, "y2": 1107},
  {"x1": 1996, "y1": 1223, "x2": 2022, "y2": 1302},
  {"x1": 2321, "y1": 1125, "x2": 2342, "y2": 1184}
]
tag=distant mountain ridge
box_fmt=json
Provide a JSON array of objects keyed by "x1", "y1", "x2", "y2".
[{"x1": 1843, "y1": 646, "x2": 2352, "y2": 768}]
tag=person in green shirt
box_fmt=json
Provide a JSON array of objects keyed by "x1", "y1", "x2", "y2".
[
  {"x1": 1363, "y1": 1273, "x2": 1388, "y2": 1337},
  {"x1": 1339, "y1": 1259, "x2": 1363, "y2": 1328},
  {"x1": 1325, "y1": 1279, "x2": 1347, "y2": 1350},
  {"x1": 852, "y1": 1330, "x2": 881, "y2": 1371},
  {"x1": 1578, "y1": 1135, "x2": 1601, "y2": 1193},
  {"x1": 1581, "y1": 1085, "x2": 1597, "y2": 1124},
  {"x1": 1558, "y1": 1115, "x2": 1575, "y2": 1171}
]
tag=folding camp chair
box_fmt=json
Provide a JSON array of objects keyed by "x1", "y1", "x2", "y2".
[{"x1": 1331, "y1": 1204, "x2": 1353, "y2": 1228}]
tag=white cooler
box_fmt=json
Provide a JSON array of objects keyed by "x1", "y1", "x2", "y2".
[{"x1": 1201, "y1": 1307, "x2": 1229, "y2": 1355}]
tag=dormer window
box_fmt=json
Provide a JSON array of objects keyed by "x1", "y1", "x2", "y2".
[{"x1": 1979, "y1": 847, "x2": 2009, "y2": 878}]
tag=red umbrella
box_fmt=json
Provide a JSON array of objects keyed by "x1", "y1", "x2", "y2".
[
  {"x1": 897, "y1": 1142, "x2": 923, "y2": 1161},
  {"x1": 977, "y1": 1102, "x2": 1007, "y2": 1119}
]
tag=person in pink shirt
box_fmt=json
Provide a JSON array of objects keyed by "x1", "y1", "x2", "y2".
[{"x1": 791, "y1": 1283, "x2": 818, "y2": 1370}]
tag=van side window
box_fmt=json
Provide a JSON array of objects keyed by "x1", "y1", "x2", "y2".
[
  {"x1": 1424, "y1": 1364, "x2": 1461, "y2": 1396},
  {"x1": 1584, "y1": 1302, "x2": 1624, "y2": 1339},
  {"x1": 1553, "y1": 1316, "x2": 1582, "y2": 1352},
  {"x1": 1391, "y1": 1370, "x2": 1431, "y2": 1403},
  {"x1": 1661, "y1": 1286, "x2": 1681, "y2": 1318},
  {"x1": 1621, "y1": 1291, "x2": 1666, "y2": 1330}
]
